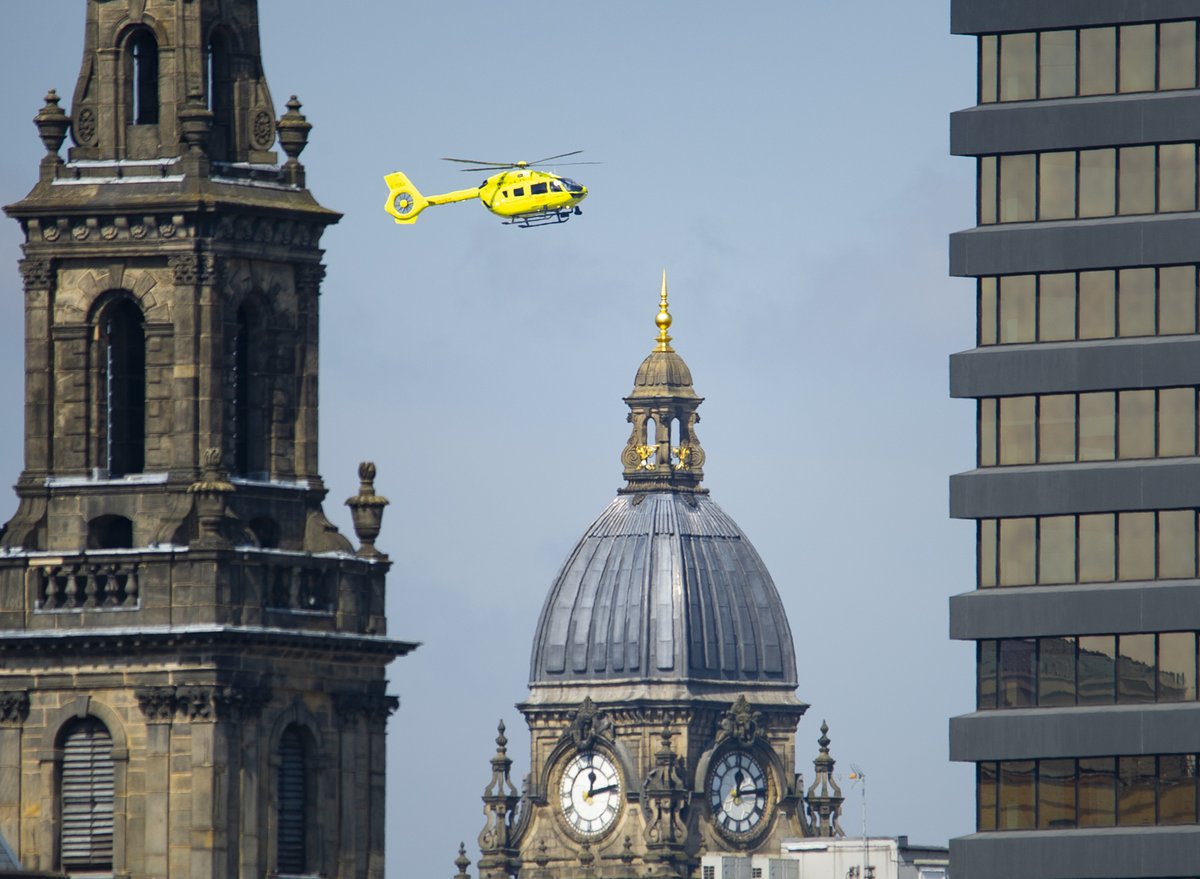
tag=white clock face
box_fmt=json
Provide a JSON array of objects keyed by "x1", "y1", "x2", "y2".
[
  {"x1": 709, "y1": 751, "x2": 768, "y2": 835},
  {"x1": 559, "y1": 750, "x2": 621, "y2": 836}
]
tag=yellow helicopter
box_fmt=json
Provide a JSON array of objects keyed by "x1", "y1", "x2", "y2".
[{"x1": 384, "y1": 151, "x2": 594, "y2": 227}]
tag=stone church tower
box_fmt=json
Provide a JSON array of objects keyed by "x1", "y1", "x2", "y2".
[
  {"x1": 0, "y1": 2, "x2": 414, "y2": 878},
  {"x1": 464, "y1": 279, "x2": 845, "y2": 879}
]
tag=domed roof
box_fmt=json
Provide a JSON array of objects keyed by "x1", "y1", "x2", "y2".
[
  {"x1": 630, "y1": 349, "x2": 698, "y2": 399},
  {"x1": 529, "y1": 491, "x2": 797, "y2": 687}
]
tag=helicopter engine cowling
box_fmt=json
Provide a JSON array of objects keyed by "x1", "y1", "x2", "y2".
[{"x1": 384, "y1": 171, "x2": 431, "y2": 224}]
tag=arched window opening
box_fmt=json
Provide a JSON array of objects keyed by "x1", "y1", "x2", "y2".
[
  {"x1": 206, "y1": 30, "x2": 234, "y2": 160},
  {"x1": 60, "y1": 718, "x2": 114, "y2": 874},
  {"x1": 670, "y1": 417, "x2": 680, "y2": 451},
  {"x1": 645, "y1": 416, "x2": 657, "y2": 448},
  {"x1": 277, "y1": 726, "x2": 309, "y2": 875},
  {"x1": 100, "y1": 298, "x2": 146, "y2": 477},
  {"x1": 87, "y1": 515, "x2": 134, "y2": 550},
  {"x1": 127, "y1": 30, "x2": 159, "y2": 125},
  {"x1": 233, "y1": 304, "x2": 268, "y2": 478}
]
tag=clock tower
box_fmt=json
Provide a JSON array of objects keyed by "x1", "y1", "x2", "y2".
[
  {"x1": 466, "y1": 278, "x2": 844, "y2": 879},
  {"x1": 0, "y1": 2, "x2": 414, "y2": 878}
]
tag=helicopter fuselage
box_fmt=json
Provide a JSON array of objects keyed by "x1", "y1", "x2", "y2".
[{"x1": 384, "y1": 166, "x2": 587, "y2": 225}]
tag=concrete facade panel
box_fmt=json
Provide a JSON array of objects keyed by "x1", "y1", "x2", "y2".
[
  {"x1": 951, "y1": 92, "x2": 1200, "y2": 156},
  {"x1": 950, "y1": 827, "x2": 1200, "y2": 879},
  {"x1": 949, "y1": 703, "x2": 1200, "y2": 760},
  {"x1": 950, "y1": 459, "x2": 1200, "y2": 518},
  {"x1": 951, "y1": 0, "x2": 1200, "y2": 34},
  {"x1": 949, "y1": 213, "x2": 1200, "y2": 278},
  {"x1": 949, "y1": 336, "x2": 1200, "y2": 398},
  {"x1": 949, "y1": 580, "x2": 1200, "y2": 639}
]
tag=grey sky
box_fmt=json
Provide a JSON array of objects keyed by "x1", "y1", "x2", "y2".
[{"x1": 0, "y1": 4, "x2": 977, "y2": 877}]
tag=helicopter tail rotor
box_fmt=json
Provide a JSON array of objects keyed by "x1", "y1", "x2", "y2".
[{"x1": 383, "y1": 171, "x2": 431, "y2": 224}]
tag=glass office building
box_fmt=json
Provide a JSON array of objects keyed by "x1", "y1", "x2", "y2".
[{"x1": 949, "y1": 2, "x2": 1200, "y2": 877}]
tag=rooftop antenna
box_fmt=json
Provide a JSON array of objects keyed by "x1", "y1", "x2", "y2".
[{"x1": 848, "y1": 764, "x2": 870, "y2": 879}]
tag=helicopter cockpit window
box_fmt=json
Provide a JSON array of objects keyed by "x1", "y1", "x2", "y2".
[
  {"x1": 530, "y1": 182, "x2": 548, "y2": 195},
  {"x1": 549, "y1": 181, "x2": 564, "y2": 191},
  {"x1": 560, "y1": 177, "x2": 584, "y2": 193},
  {"x1": 513, "y1": 187, "x2": 526, "y2": 196}
]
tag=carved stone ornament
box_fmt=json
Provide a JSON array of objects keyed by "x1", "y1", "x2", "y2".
[
  {"x1": 294, "y1": 262, "x2": 326, "y2": 295},
  {"x1": 176, "y1": 686, "x2": 215, "y2": 720},
  {"x1": 19, "y1": 258, "x2": 53, "y2": 292},
  {"x1": 564, "y1": 696, "x2": 615, "y2": 749},
  {"x1": 714, "y1": 695, "x2": 762, "y2": 747},
  {"x1": 0, "y1": 691, "x2": 30, "y2": 724},
  {"x1": 135, "y1": 686, "x2": 177, "y2": 721},
  {"x1": 168, "y1": 253, "x2": 220, "y2": 286}
]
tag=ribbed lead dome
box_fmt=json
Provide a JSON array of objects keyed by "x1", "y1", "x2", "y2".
[{"x1": 529, "y1": 492, "x2": 797, "y2": 686}]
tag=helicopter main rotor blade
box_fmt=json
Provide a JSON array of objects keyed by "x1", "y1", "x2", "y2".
[
  {"x1": 455, "y1": 167, "x2": 510, "y2": 173},
  {"x1": 441, "y1": 157, "x2": 514, "y2": 166},
  {"x1": 541, "y1": 161, "x2": 603, "y2": 167},
  {"x1": 527, "y1": 150, "x2": 584, "y2": 165}
]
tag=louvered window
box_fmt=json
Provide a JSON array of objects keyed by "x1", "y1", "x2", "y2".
[
  {"x1": 277, "y1": 726, "x2": 308, "y2": 874},
  {"x1": 60, "y1": 719, "x2": 114, "y2": 874}
]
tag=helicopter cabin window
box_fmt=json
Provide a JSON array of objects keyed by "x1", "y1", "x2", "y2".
[
  {"x1": 513, "y1": 187, "x2": 525, "y2": 196},
  {"x1": 531, "y1": 182, "x2": 548, "y2": 195},
  {"x1": 550, "y1": 181, "x2": 563, "y2": 191}
]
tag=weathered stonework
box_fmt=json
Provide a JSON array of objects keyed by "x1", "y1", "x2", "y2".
[{"x1": 0, "y1": 2, "x2": 414, "y2": 878}]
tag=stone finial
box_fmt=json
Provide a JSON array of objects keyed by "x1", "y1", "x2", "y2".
[
  {"x1": 277, "y1": 96, "x2": 311, "y2": 184},
  {"x1": 804, "y1": 720, "x2": 845, "y2": 838},
  {"x1": 478, "y1": 720, "x2": 521, "y2": 879},
  {"x1": 655, "y1": 269, "x2": 674, "y2": 352},
  {"x1": 188, "y1": 448, "x2": 235, "y2": 548},
  {"x1": 453, "y1": 842, "x2": 471, "y2": 879},
  {"x1": 34, "y1": 90, "x2": 69, "y2": 156},
  {"x1": 178, "y1": 98, "x2": 214, "y2": 157},
  {"x1": 345, "y1": 461, "x2": 390, "y2": 558}
]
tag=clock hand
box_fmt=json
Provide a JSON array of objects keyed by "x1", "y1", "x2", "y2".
[{"x1": 590, "y1": 783, "x2": 619, "y2": 795}]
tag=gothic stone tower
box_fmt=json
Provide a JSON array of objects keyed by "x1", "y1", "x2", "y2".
[
  {"x1": 468, "y1": 279, "x2": 844, "y2": 879},
  {"x1": 0, "y1": 3, "x2": 414, "y2": 878}
]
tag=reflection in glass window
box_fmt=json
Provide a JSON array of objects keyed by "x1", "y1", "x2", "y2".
[
  {"x1": 1160, "y1": 266, "x2": 1198, "y2": 335},
  {"x1": 1000, "y1": 638, "x2": 1037, "y2": 708},
  {"x1": 978, "y1": 640, "x2": 998, "y2": 708},
  {"x1": 1078, "y1": 635, "x2": 1117, "y2": 705},
  {"x1": 978, "y1": 762, "x2": 998, "y2": 830},
  {"x1": 1159, "y1": 388, "x2": 1197, "y2": 458},
  {"x1": 1079, "y1": 757, "x2": 1117, "y2": 827},
  {"x1": 1158, "y1": 632, "x2": 1197, "y2": 702},
  {"x1": 979, "y1": 156, "x2": 997, "y2": 225},
  {"x1": 979, "y1": 398, "x2": 997, "y2": 467},
  {"x1": 1159, "y1": 754, "x2": 1198, "y2": 824},
  {"x1": 1117, "y1": 633, "x2": 1156, "y2": 702},
  {"x1": 1039, "y1": 395, "x2": 1076, "y2": 463},
  {"x1": 998, "y1": 761, "x2": 1036, "y2": 830},
  {"x1": 1039, "y1": 759, "x2": 1077, "y2": 829},
  {"x1": 1038, "y1": 637, "x2": 1076, "y2": 707},
  {"x1": 1118, "y1": 755, "x2": 1157, "y2": 826}
]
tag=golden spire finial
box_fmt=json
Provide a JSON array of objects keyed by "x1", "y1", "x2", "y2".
[{"x1": 654, "y1": 269, "x2": 674, "y2": 352}]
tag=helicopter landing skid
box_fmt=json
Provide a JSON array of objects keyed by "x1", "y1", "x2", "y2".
[{"x1": 503, "y1": 208, "x2": 578, "y2": 228}]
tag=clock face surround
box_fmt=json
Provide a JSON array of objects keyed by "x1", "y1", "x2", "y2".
[
  {"x1": 709, "y1": 750, "x2": 769, "y2": 836},
  {"x1": 558, "y1": 750, "x2": 622, "y2": 837}
]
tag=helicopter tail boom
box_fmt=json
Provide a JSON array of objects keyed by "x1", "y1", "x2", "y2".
[{"x1": 384, "y1": 172, "x2": 481, "y2": 224}]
